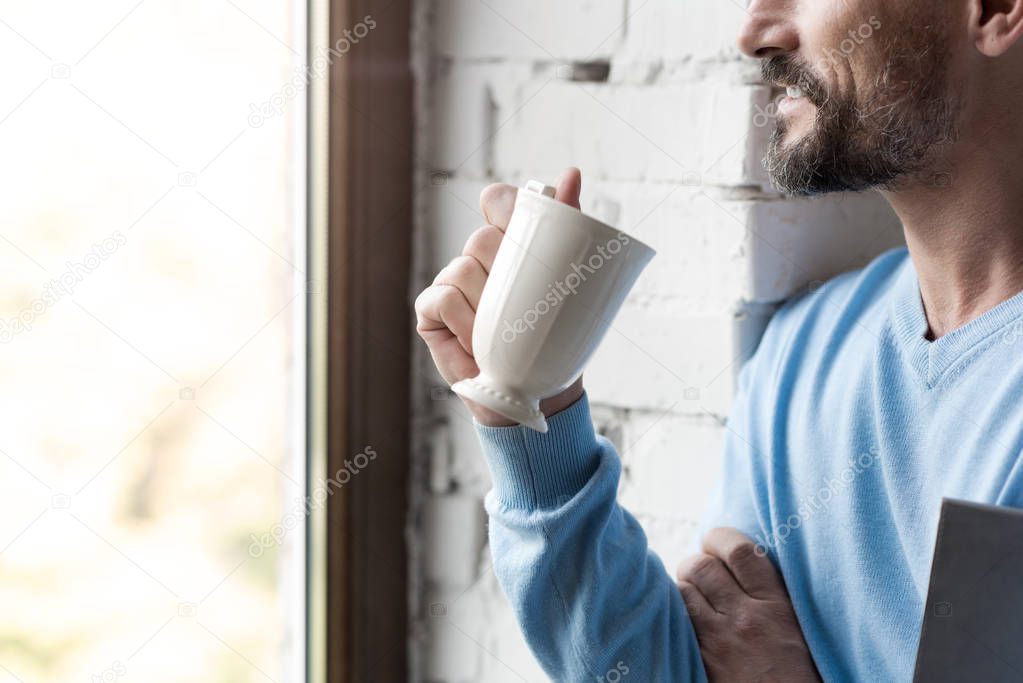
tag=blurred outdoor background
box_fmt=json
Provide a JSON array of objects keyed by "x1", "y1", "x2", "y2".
[{"x1": 0, "y1": 1, "x2": 306, "y2": 681}]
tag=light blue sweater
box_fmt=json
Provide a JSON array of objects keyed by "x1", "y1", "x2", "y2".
[{"x1": 474, "y1": 247, "x2": 1023, "y2": 682}]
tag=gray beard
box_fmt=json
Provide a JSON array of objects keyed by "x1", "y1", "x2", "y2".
[{"x1": 763, "y1": 48, "x2": 960, "y2": 197}]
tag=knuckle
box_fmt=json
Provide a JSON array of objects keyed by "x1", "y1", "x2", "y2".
[
  {"x1": 435, "y1": 256, "x2": 480, "y2": 289},
  {"x1": 691, "y1": 554, "x2": 718, "y2": 577},
  {"x1": 726, "y1": 541, "x2": 759, "y2": 569},
  {"x1": 435, "y1": 284, "x2": 462, "y2": 306},
  {"x1": 732, "y1": 607, "x2": 765, "y2": 639},
  {"x1": 446, "y1": 255, "x2": 480, "y2": 282},
  {"x1": 464, "y1": 225, "x2": 501, "y2": 255},
  {"x1": 679, "y1": 589, "x2": 702, "y2": 617},
  {"x1": 679, "y1": 554, "x2": 717, "y2": 584},
  {"x1": 413, "y1": 286, "x2": 434, "y2": 316}
]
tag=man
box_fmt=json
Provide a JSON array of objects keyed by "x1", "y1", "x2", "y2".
[{"x1": 416, "y1": 0, "x2": 1023, "y2": 680}]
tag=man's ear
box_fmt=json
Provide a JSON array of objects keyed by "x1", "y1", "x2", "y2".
[{"x1": 970, "y1": 0, "x2": 1023, "y2": 56}]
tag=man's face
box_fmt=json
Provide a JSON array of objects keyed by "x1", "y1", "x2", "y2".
[{"x1": 739, "y1": 1, "x2": 962, "y2": 196}]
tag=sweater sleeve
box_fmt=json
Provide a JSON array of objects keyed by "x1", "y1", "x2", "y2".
[{"x1": 475, "y1": 393, "x2": 708, "y2": 683}]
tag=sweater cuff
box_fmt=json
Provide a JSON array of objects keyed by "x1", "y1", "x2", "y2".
[{"x1": 474, "y1": 392, "x2": 602, "y2": 510}]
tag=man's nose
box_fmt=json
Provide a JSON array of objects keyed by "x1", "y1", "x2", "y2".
[{"x1": 737, "y1": 0, "x2": 799, "y2": 59}]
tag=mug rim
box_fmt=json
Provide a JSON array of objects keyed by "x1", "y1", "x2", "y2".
[{"x1": 515, "y1": 189, "x2": 657, "y2": 258}]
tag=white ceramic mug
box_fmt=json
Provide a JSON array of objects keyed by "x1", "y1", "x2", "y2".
[{"x1": 452, "y1": 180, "x2": 656, "y2": 432}]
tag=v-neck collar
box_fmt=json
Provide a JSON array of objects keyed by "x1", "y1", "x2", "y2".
[{"x1": 889, "y1": 250, "x2": 1023, "y2": 388}]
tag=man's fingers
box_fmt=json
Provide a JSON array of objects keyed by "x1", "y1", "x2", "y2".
[
  {"x1": 480, "y1": 167, "x2": 584, "y2": 230},
  {"x1": 554, "y1": 166, "x2": 582, "y2": 209},
  {"x1": 433, "y1": 256, "x2": 488, "y2": 310},
  {"x1": 462, "y1": 225, "x2": 504, "y2": 273},
  {"x1": 414, "y1": 284, "x2": 475, "y2": 355},
  {"x1": 677, "y1": 580, "x2": 718, "y2": 628},
  {"x1": 702, "y1": 527, "x2": 786, "y2": 600},
  {"x1": 480, "y1": 183, "x2": 518, "y2": 230},
  {"x1": 676, "y1": 553, "x2": 744, "y2": 614}
]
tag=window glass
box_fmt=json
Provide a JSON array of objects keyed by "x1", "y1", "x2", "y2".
[{"x1": 0, "y1": 2, "x2": 306, "y2": 681}]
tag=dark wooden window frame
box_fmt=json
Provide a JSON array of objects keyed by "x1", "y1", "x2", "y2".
[{"x1": 311, "y1": 0, "x2": 413, "y2": 680}]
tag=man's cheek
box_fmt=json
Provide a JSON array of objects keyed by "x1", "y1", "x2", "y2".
[{"x1": 805, "y1": 1, "x2": 890, "y2": 91}]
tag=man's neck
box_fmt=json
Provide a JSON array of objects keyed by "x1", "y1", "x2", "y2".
[{"x1": 883, "y1": 134, "x2": 1023, "y2": 340}]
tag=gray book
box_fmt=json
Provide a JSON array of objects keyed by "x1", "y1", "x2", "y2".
[{"x1": 914, "y1": 499, "x2": 1023, "y2": 682}]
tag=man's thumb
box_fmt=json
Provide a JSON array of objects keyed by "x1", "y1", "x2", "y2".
[{"x1": 554, "y1": 167, "x2": 582, "y2": 210}]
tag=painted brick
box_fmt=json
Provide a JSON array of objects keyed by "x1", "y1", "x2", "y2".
[
  {"x1": 585, "y1": 305, "x2": 737, "y2": 416},
  {"x1": 422, "y1": 495, "x2": 487, "y2": 589},
  {"x1": 422, "y1": 178, "x2": 487, "y2": 272},
  {"x1": 424, "y1": 586, "x2": 485, "y2": 682},
  {"x1": 747, "y1": 193, "x2": 904, "y2": 302},
  {"x1": 617, "y1": 0, "x2": 748, "y2": 65},
  {"x1": 442, "y1": 399, "x2": 495, "y2": 498},
  {"x1": 433, "y1": 0, "x2": 628, "y2": 61},
  {"x1": 437, "y1": 571, "x2": 549, "y2": 682},
  {"x1": 425, "y1": 63, "x2": 542, "y2": 178},
  {"x1": 492, "y1": 80, "x2": 757, "y2": 185},
  {"x1": 582, "y1": 182, "x2": 749, "y2": 312},
  {"x1": 618, "y1": 414, "x2": 725, "y2": 523}
]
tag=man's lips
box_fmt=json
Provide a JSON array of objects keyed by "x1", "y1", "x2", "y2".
[
  {"x1": 777, "y1": 92, "x2": 812, "y2": 119},
  {"x1": 770, "y1": 82, "x2": 815, "y2": 121},
  {"x1": 772, "y1": 80, "x2": 820, "y2": 111}
]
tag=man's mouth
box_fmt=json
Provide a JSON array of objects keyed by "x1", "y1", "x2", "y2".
[{"x1": 777, "y1": 83, "x2": 814, "y2": 121}]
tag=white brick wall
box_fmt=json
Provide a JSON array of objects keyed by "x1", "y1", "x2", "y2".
[{"x1": 409, "y1": 2, "x2": 904, "y2": 681}]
